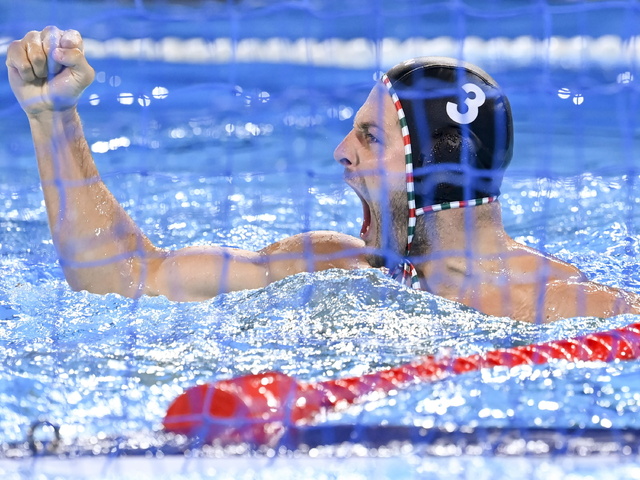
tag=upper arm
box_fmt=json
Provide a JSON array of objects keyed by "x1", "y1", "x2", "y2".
[
  {"x1": 145, "y1": 245, "x2": 269, "y2": 301},
  {"x1": 258, "y1": 231, "x2": 368, "y2": 284},
  {"x1": 144, "y1": 231, "x2": 368, "y2": 301}
]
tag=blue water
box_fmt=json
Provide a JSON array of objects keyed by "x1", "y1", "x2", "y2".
[
  {"x1": 1, "y1": 57, "x2": 640, "y2": 448},
  {"x1": 1, "y1": 1, "x2": 640, "y2": 479}
]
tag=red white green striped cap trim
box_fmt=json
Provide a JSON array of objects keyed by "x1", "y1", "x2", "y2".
[
  {"x1": 417, "y1": 195, "x2": 498, "y2": 215},
  {"x1": 381, "y1": 73, "x2": 498, "y2": 290},
  {"x1": 381, "y1": 74, "x2": 417, "y2": 255},
  {"x1": 381, "y1": 73, "x2": 421, "y2": 289}
]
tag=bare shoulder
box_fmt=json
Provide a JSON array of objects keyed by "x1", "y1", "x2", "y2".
[
  {"x1": 259, "y1": 230, "x2": 370, "y2": 283},
  {"x1": 507, "y1": 240, "x2": 587, "y2": 282},
  {"x1": 260, "y1": 230, "x2": 365, "y2": 255}
]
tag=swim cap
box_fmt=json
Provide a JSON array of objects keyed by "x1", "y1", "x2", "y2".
[
  {"x1": 382, "y1": 57, "x2": 513, "y2": 288},
  {"x1": 383, "y1": 56, "x2": 513, "y2": 209}
]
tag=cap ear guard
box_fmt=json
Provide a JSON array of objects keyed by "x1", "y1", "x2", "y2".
[
  {"x1": 416, "y1": 127, "x2": 506, "y2": 206},
  {"x1": 421, "y1": 127, "x2": 477, "y2": 206}
]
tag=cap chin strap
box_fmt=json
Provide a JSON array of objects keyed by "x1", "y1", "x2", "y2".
[
  {"x1": 389, "y1": 259, "x2": 422, "y2": 290},
  {"x1": 381, "y1": 74, "x2": 420, "y2": 288},
  {"x1": 416, "y1": 195, "x2": 498, "y2": 216}
]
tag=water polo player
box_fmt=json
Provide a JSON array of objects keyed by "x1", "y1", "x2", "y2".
[{"x1": 7, "y1": 27, "x2": 640, "y2": 322}]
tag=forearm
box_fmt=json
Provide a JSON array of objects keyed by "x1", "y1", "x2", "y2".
[{"x1": 29, "y1": 108, "x2": 160, "y2": 296}]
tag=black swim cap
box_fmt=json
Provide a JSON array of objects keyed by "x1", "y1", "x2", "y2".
[{"x1": 384, "y1": 57, "x2": 513, "y2": 209}]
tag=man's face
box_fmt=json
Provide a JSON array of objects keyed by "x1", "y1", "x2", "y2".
[{"x1": 333, "y1": 84, "x2": 408, "y2": 267}]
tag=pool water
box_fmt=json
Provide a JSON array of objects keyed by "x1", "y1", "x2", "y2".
[
  {"x1": 1, "y1": 24, "x2": 640, "y2": 480},
  {"x1": 2, "y1": 57, "x2": 640, "y2": 431}
]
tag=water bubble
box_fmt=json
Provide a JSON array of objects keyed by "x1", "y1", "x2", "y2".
[
  {"x1": 339, "y1": 106, "x2": 353, "y2": 121},
  {"x1": 617, "y1": 71, "x2": 634, "y2": 84},
  {"x1": 117, "y1": 93, "x2": 134, "y2": 105},
  {"x1": 138, "y1": 95, "x2": 151, "y2": 107},
  {"x1": 152, "y1": 86, "x2": 169, "y2": 99}
]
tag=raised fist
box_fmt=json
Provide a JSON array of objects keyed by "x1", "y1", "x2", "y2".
[{"x1": 6, "y1": 26, "x2": 95, "y2": 115}]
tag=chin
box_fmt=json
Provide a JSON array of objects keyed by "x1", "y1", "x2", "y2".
[
  {"x1": 364, "y1": 251, "x2": 387, "y2": 269},
  {"x1": 364, "y1": 234, "x2": 404, "y2": 269}
]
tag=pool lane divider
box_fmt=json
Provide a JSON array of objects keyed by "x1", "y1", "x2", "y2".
[{"x1": 163, "y1": 322, "x2": 640, "y2": 445}]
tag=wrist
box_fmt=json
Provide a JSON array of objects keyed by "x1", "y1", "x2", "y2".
[{"x1": 27, "y1": 107, "x2": 79, "y2": 125}]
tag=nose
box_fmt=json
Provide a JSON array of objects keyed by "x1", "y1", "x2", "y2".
[{"x1": 333, "y1": 130, "x2": 354, "y2": 167}]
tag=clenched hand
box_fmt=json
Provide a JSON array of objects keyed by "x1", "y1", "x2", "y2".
[{"x1": 6, "y1": 26, "x2": 95, "y2": 115}]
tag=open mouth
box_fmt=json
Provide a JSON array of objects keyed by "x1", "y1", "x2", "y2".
[
  {"x1": 343, "y1": 172, "x2": 374, "y2": 244},
  {"x1": 354, "y1": 190, "x2": 372, "y2": 242}
]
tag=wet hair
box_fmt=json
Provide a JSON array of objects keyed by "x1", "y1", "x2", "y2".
[{"x1": 384, "y1": 56, "x2": 513, "y2": 208}]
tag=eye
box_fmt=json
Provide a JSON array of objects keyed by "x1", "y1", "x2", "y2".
[{"x1": 365, "y1": 132, "x2": 380, "y2": 144}]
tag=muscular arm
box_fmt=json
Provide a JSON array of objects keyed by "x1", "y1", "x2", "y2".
[
  {"x1": 7, "y1": 27, "x2": 368, "y2": 301},
  {"x1": 27, "y1": 107, "x2": 160, "y2": 296}
]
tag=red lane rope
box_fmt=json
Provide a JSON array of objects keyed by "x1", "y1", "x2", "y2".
[{"x1": 163, "y1": 322, "x2": 640, "y2": 445}]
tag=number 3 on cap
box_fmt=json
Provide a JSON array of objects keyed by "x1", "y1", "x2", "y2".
[{"x1": 446, "y1": 83, "x2": 486, "y2": 125}]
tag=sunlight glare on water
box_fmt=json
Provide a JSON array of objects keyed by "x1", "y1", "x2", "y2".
[{"x1": 0, "y1": 19, "x2": 639, "y2": 476}]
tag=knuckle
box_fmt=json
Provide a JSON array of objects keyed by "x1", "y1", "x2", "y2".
[
  {"x1": 5, "y1": 44, "x2": 29, "y2": 71},
  {"x1": 6, "y1": 39, "x2": 21, "y2": 54},
  {"x1": 61, "y1": 29, "x2": 84, "y2": 50},
  {"x1": 24, "y1": 30, "x2": 40, "y2": 42},
  {"x1": 42, "y1": 25, "x2": 61, "y2": 35},
  {"x1": 41, "y1": 26, "x2": 62, "y2": 46}
]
